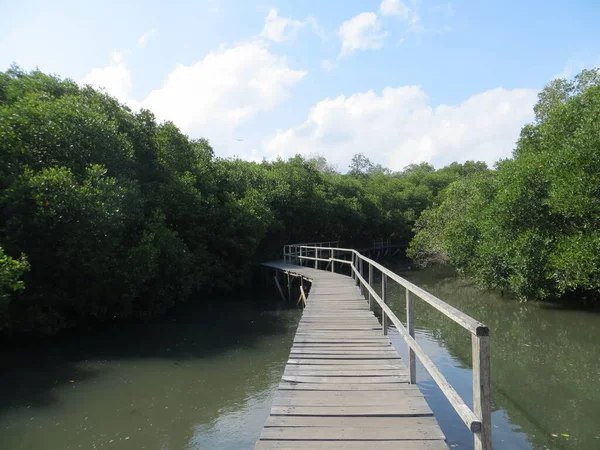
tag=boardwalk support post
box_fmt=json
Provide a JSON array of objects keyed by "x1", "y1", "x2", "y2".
[
  {"x1": 368, "y1": 262, "x2": 373, "y2": 311},
  {"x1": 473, "y1": 332, "x2": 492, "y2": 450},
  {"x1": 274, "y1": 275, "x2": 286, "y2": 302},
  {"x1": 331, "y1": 248, "x2": 335, "y2": 273},
  {"x1": 382, "y1": 273, "x2": 388, "y2": 335},
  {"x1": 359, "y1": 258, "x2": 364, "y2": 295},
  {"x1": 315, "y1": 247, "x2": 318, "y2": 269},
  {"x1": 407, "y1": 290, "x2": 416, "y2": 383}
]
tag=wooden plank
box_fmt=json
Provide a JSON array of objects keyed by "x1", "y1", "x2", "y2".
[
  {"x1": 260, "y1": 426, "x2": 444, "y2": 441},
  {"x1": 290, "y1": 350, "x2": 398, "y2": 355},
  {"x1": 296, "y1": 326, "x2": 381, "y2": 330},
  {"x1": 272, "y1": 391, "x2": 425, "y2": 405},
  {"x1": 281, "y1": 375, "x2": 407, "y2": 384},
  {"x1": 287, "y1": 359, "x2": 401, "y2": 365},
  {"x1": 285, "y1": 364, "x2": 406, "y2": 373},
  {"x1": 256, "y1": 440, "x2": 448, "y2": 449},
  {"x1": 292, "y1": 344, "x2": 391, "y2": 349},
  {"x1": 269, "y1": 402, "x2": 433, "y2": 416},
  {"x1": 284, "y1": 369, "x2": 407, "y2": 377},
  {"x1": 278, "y1": 382, "x2": 413, "y2": 391}
]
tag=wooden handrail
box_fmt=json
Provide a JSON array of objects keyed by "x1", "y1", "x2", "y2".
[
  {"x1": 287, "y1": 245, "x2": 487, "y2": 336},
  {"x1": 283, "y1": 243, "x2": 492, "y2": 450}
]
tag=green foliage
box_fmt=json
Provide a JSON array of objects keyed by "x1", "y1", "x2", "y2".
[
  {"x1": 0, "y1": 246, "x2": 29, "y2": 306},
  {"x1": 0, "y1": 67, "x2": 482, "y2": 334},
  {"x1": 410, "y1": 68, "x2": 600, "y2": 303}
]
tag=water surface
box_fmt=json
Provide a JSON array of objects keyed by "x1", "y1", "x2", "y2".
[
  {"x1": 384, "y1": 264, "x2": 600, "y2": 450},
  {"x1": 0, "y1": 294, "x2": 300, "y2": 450},
  {"x1": 1, "y1": 267, "x2": 599, "y2": 450}
]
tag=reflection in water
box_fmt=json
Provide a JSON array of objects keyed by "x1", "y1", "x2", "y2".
[
  {"x1": 384, "y1": 264, "x2": 600, "y2": 450},
  {"x1": 0, "y1": 293, "x2": 300, "y2": 450}
]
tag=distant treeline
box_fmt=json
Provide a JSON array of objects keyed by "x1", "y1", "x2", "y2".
[
  {"x1": 0, "y1": 67, "x2": 483, "y2": 333},
  {"x1": 409, "y1": 69, "x2": 600, "y2": 304}
]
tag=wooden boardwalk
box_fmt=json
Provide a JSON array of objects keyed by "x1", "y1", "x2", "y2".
[{"x1": 256, "y1": 262, "x2": 448, "y2": 449}]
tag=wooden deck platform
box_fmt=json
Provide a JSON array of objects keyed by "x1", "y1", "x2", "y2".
[{"x1": 256, "y1": 262, "x2": 448, "y2": 450}]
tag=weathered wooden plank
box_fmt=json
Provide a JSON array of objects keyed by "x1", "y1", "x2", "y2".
[
  {"x1": 272, "y1": 390, "x2": 425, "y2": 405},
  {"x1": 269, "y1": 402, "x2": 433, "y2": 416},
  {"x1": 290, "y1": 350, "x2": 398, "y2": 355},
  {"x1": 278, "y1": 382, "x2": 412, "y2": 391},
  {"x1": 264, "y1": 415, "x2": 437, "y2": 429},
  {"x1": 284, "y1": 365, "x2": 403, "y2": 371},
  {"x1": 292, "y1": 345, "x2": 392, "y2": 350},
  {"x1": 296, "y1": 326, "x2": 382, "y2": 330},
  {"x1": 284, "y1": 369, "x2": 407, "y2": 377},
  {"x1": 281, "y1": 375, "x2": 407, "y2": 384},
  {"x1": 260, "y1": 426, "x2": 444, "y2": 441},
  {"x1": 291, "y1": 347, "x2": 393, "y2": 352},
  {"x1": 256, "y1": 441, "x2": 448, "y2": 450},
  {"x1": 287, "y1": 359, "x2": 402, "y2": 365}
]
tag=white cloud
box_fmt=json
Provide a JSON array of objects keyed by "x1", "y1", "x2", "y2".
[
  {"x1": 82, "y1": 42, "x2": 306, "y2": 154},
  {"x1": 339, "y1": 12, "x2": 387, "y2": 56},
  {"x1": 137, "y1": 28, "x2": 157, "y2": 48},
  {"x1": 260, "y1": 9, "x2": 305, "y2": 42},
  {"x1": 321, "y1": 59, "x2": 336, "y2": 71},
  {"x1": 379, "y1": 0, "x2": 419, "y2": 24},
  {"x1": 142, "y1": 42, "x2": 306, "y2": 145},
  {"x1": 81, "y1": 51, "x2": 138, "y2": 107},
  {"x1": 264, "y1": 85, "x2": 537, "y2": 171},
  {"x1": 260, "y1": 8, "x2": 326, "y2": 42}
]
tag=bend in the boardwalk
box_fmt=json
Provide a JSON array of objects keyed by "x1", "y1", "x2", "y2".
[{"x1": 257, "y1": 262, "x2": 447, "y2": 450}]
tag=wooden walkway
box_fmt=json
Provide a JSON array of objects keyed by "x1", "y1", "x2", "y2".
[{"x1": 256, "y1": 262, "x2": 447, "y2": 449}]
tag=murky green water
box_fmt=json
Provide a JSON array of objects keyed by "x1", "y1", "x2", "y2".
[
  {"x1": 0, "y1": 294, "x2": 301, "y2": 450},
  {"x1": 1, "y1": 267, "x2": 599, "y2": 450},
  {"x1": 384, "y1": 264, "x2": 600, "y2": 450}
]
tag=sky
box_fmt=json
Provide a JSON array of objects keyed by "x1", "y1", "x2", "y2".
[{"x1": 1, "y1": 0, "x2": 599, "y2": 171}]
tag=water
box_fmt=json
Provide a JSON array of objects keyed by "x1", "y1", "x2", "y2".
[
  {"x1": 384, "y1": 264, "x2": 600, "y2": 450},
  {"x1": 1, "y1": 268, "x2": 599, "y2": 450},
  {"x1": 0, "y1": 293, "x2": 301, "y2": 450}
]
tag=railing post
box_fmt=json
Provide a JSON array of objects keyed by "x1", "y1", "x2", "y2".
[
  {"x1": 351, "y1": 253, "x2": 355, "y2": 280},
  {"x1": 368, "y1": 263, "x2": 373, "y2": 311},
  {"x1": 406, "y1": 290, "x2": 416, "y2": 384},
  {"x1": 382, "y1": 273, "x2": 388, "y2": 335},
  {"x1": 300, "y1": 246, "x2": 303, "y2": 266},
  {"x1": 331, "y1": 248, "x2": 334, "y2": 273},
  {"x1": 359, "y1": 257, "x2": 363, "y2": 294},
  {"x1": 315, "y1": 247, "x2": 318, "y2": 269},
  {"x1": 472, "y1": 333, "x2": 492, "y2": 450}
]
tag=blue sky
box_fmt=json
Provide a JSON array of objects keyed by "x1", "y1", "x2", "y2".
[{"x1": 1, "y1": 0, "x2": 599, "y2": 171}]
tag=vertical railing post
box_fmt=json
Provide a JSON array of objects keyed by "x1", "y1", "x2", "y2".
[
  {"x1": 300, "y1": 246, "x2": 303, "y2": 266},
  {"x1": 368, "y1": 263, "x2": 373, "y2": 311},
  {"x1": 351, "y1": 253, "x2": 355, "y2": 280},
  {"x1": 382, "y1": 274, "x2": 388, "y2": 335},
  {"x1": 330, "y1": 248, "x2": 334, "y2": 273},
  {"x1": 359, "y1": 257, "x2": 363, "y2": 294},
  {"x1": 472, "y1": 332, "x2": 492, "y2": 450},
  {"x1": 406, "y1": 290, "x2": 416, "y2": 383},
  {"x1": 315, "y1": 247, "x2": 318, "y2": 269}
]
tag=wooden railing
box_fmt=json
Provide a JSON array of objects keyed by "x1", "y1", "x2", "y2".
[{"x1": 283, "y1": 244, "x2": 492, "y2": 450}]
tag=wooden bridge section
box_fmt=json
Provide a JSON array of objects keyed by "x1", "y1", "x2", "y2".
[
  {"x1": 257, "y1": 262, "x2": 447, "y2": 449},
  {"x1": 257, "y1": 244, "x2": 492, "y2": 450}
]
